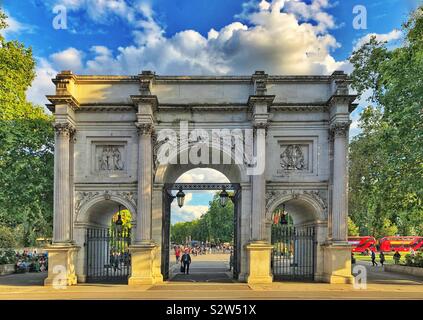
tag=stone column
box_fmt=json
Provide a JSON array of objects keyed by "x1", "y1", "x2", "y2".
[
  {"x1": 134, "y1": 122, "x2": 154, "y2": 244},
  {"x1": 330, "y1": 122, "x2": 350, "y2": 242},
  {"x1": 45, "y1": 121, "x2": 79, "y2": 286},
  {"x1": 245, "y1": 72, "x2": 274, "y2": 285},
  {"x1": 129, "y1": 90, "x2": 159, "y2": 285},
  {"x1": 251, "y1": 126, "x2": 267, "y2": 241},
  {"x1": 52, "y1": 122, "x2": 75, "y2": 244}
]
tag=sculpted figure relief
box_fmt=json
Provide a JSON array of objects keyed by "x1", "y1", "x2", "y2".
[{"x1": 99, "y1": 146, "x2": 124, "y2": 171}]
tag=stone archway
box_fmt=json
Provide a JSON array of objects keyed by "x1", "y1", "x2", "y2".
[
  {"x1": 73, "y1": 194, "x2": 136, "y2": 283},
  {"x1": 265, "y1": 190, "x2": 329, "y2": 281}
]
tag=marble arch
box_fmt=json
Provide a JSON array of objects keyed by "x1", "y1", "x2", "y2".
[{"x1": 44, "y1": 70, "x2": 357, "y2": 286}]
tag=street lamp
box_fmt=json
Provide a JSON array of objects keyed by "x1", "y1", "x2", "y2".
[
  {"x1": 176, "y1": 187, "x2": 185, "y2": 208},
  {"x1": 219, "y1": 187, "x2": 229, "y2": 208},
  {"x1": 115, "y1": 205, "x2": 123, "y2": 233}
]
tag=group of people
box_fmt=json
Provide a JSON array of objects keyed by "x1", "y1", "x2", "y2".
[
  {"x1": 351, "y1": 250, "x2": 404, "y2": 266},
  {"x1": 15, "y1": 250, "x2": 48, "y2": 273}
]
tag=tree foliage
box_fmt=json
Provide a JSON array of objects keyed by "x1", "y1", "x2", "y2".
[
  {"x1": 348, "y1": 6, "x2": 423, "y2": 237},
  {"x1": 0, "y1": 9, "x2": 54, "y2": 246},
  {"x1": 171, "y1": 193, "x2": 234, "y2": 244}
]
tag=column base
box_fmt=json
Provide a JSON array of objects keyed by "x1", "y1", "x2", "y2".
[
  {"x1": 245, "y1": 241, "x2": 273, "y2": 285},
  {"x1": 128, "y1": 242, "x2": 159, "y2": 286},
  {"x1": 322, "y1": 242, "x2": 353, "y2": 284},
  {"x1": 44, "y1": 244, "x2": 80, "y2": 287}
]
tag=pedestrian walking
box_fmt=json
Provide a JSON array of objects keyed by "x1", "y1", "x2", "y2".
[
  {"x1": 393, "y1": 251, "x2": 401, "y2": 264},
  {"x1": 175, "y1": 246, "x2": 181, "y2": 263},
  {"x1": 379, "y1": 251, "x2": 385, "y2": 266},
  {"x1": 181, "y1": 249, "x2": 192, "y2": 275},
  {"x1": 371, "y1": 250, "x2": 378, "y2": 266}
]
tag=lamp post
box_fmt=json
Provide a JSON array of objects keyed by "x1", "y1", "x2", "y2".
[
  {"x1": 219, "y1": 187, "x2": 229, "y2": 208},
  {"x1": 115, "y1": 205, "x2": 123, "y2": 234},
  {"x1": 176, "y1": 187, "x2": 185, "y2": 208}
]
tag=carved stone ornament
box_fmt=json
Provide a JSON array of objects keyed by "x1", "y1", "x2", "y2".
[
  {"x1": 98, "y1": 145, "x2": 124, "y2": 171},
  {"x1": 330, "y1": 121, "x2": 351, "y2": 137},
  {"x1": 135, "y1": 122, "x2": 154, "y2": 135},
  {"x1": 53, "y1": 122, "x2": 76, "y2": 137},
  {"x1": 280, "y1": 145, "x2": 305, "y2": 170},
  {"x1": 75, "y1": 190, "x2": 137, "y2": 216}
]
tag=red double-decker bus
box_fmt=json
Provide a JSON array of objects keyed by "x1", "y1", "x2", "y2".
[
  {"x1": 379, "y1": 236, "x2": 423, "y2": 252},
  {"x1": 348, "y1": 236, "x2": 377, "y2": 253}
]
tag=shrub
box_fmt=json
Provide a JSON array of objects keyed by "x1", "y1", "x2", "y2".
[
  {"x1": 0, "y1": 249, "x2": 16, "y2": 265},
  {"x1": 404, "y1": 252, "x2": 423, "y2": 268}
]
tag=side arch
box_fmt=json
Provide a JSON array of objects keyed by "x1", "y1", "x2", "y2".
[
  {"x1": 75, "y1": 193, "x2": 137, "y2": 226},
  {"x1": 266, "y1": 190, "x2": 327, "y2": 225}
]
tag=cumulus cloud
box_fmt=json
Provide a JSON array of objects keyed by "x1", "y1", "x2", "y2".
[
  {"x1": 50, "y1": 47, "x2": 84, "y2": 72},
  {"x1": 39, "y1": 0, "x2": 347, "y2": 79}
]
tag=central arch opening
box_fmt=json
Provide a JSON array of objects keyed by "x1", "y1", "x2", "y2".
[{"x1": 161, "y1": 168, "x2": 241, "y2": 283}]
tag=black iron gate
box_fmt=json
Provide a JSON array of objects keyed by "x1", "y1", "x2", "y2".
[
  {"x1": 271, "y1": 225, "x2": 316, "y2": 281},
  {"x1": 86, "y1": 228, "x2": 131, "y2": 283}
]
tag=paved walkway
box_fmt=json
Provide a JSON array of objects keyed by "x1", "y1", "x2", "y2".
[{"x1": 0, "y1": 256, "x2": 421, "y2": 300}]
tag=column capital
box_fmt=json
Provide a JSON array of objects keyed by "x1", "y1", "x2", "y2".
[
  {"x1": 53, "y1": 122, "x2": 76, "y2": 137},
  {"x1": 135, "y1": 122, "x2": 155, "y2": 136},
  {"x1": 329, "y1": 121, "x2": 351, "y2": 137}
]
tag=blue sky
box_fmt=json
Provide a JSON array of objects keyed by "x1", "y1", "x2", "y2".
[{"x1": 1, "y1": 0, "x2": 421, "y2": 223}]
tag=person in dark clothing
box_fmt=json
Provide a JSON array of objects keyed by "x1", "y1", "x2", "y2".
[
  {"x1": 393, "y1": 251, "x2": 401, "y2": 264},
  {"x1": 379, "y1": 251, "x2": 385, "y2": 266},
  {"x1": 181, "y1": 249, "x2": 192, "y2": 275},
  {"x1": 371, "y1": 250, "x2": 378, "y2": 266}
]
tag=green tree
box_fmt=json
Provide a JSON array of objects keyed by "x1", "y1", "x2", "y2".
[
  {"x1": 170, "y1": 192, "x2": 235, "y2": 244},
  {"x1": 0, "y1": 9, "x2": 54, "y2": 246},
  {"x1": 348, "y1": 6, "x2": 423, "y2": 237},
  {"x1": 348, "y1": 217, "x2": 360, "y2": 236},
  {"x1": 0, "y1": 225, "x2": 16, "y2": 248}
]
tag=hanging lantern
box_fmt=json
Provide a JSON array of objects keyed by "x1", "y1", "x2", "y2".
[
  {"x1": 115, "y1": 205, "x2": 123, "y2": 233},
  {"x1": 176, "y1": 187, "x2": 185, "y2": 208},
  {"x1": 219, "y1": 187, "x2": 229, "y2": 207}
]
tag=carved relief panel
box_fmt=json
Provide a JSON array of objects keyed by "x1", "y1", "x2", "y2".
[{"x1": 91, "y1": 141, "x2": 128, "y2": 177}]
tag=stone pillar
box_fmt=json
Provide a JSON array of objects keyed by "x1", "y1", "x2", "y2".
[
  {"x1": 134, "y1": 122, "x2": 154, "y2": 244},
  {"x1": 45, "y1": 121, "x2": 79, "y2": 286},
  {"x1": 245, "y1": 71, "x2": 275, "y2": 284},
  {"x1": 330, "y1": 122, "x2": 350, "y2": 242},
  {"x1": 322, "y1": 72, "x2": 357, "y2": 283},
  {"x1": 129, "y1": 88, "x2": 159, "y2": 285},
  {"x1": 52, "y1": 122, "x2": 74, "y2": 243}
]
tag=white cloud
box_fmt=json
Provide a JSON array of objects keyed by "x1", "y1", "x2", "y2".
[
  {"x1": 353, "y1": 29, "x2": 403, "y2": 51},
  {"x1": 26, "y1": 58, "x2": 57, "y2": 108},
  {"x1": 50, "y1": 47, "x2": 84, "y2": 72},
  {"x1": 54, "y1": 0, "x2": 136, "y2": 23},
  {"x1": 38, "y1": 0, "x2": 347, "y2": 78},
  {"x1": 175, "y1": 168, "x2": 230, "y2": 184},
  {"x1": 0, "y1": 12, "x2": 34, "y2": 38}
]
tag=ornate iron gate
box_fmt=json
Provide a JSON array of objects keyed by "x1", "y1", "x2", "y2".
[
  {"x1": 86, "y1": 228, "x2": 131, "y2": 283},
  {"x1": 271, "y1": 225, "x2": 316, "y2": 281}
]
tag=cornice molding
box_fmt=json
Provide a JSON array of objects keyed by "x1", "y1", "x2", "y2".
[{"x1": 46, "y1": 94, "x2": 80, "y2": 112}]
